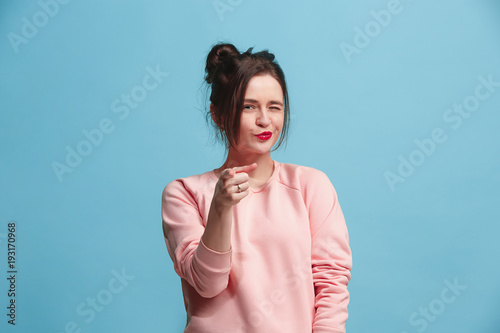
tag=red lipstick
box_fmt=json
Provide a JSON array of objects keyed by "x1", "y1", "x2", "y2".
[{"x1": 256, "y1": 131, "x2": 272, "y2": 141}]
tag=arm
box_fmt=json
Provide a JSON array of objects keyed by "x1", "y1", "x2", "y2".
[
  {"x1": 161, "y1": 180, "x2": 232, "y2": 298},
  {"x1": 305, "y1": 170, "x2": 352, "y2": 333},
  {"x1": 201, "y1": 191, "x2": 233, "y2": 253}
]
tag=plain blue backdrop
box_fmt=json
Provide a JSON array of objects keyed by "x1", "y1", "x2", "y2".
[{"x1": 1, "y1": 0, "x2": 499, "y2": 332}]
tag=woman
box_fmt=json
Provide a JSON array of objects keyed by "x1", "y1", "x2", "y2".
[{"x1": 161, "y1": 42, "x2": 352, "y2": 333}]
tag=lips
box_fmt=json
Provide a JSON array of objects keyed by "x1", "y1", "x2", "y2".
[{"x1": 256, "y1": 131, "x2": 272, "y2": 141}]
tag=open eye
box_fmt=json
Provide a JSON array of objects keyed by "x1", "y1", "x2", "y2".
[{"x1": 243, "y1": 105, "x2": 255, "y2": 110}]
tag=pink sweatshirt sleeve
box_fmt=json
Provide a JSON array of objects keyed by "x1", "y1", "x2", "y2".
[
  {"x1": 304, "y1": 169, "x2": 352, "y2": 333},
  {"x1": 161, "y1": 179, "x2": 232, "y2": 298}
]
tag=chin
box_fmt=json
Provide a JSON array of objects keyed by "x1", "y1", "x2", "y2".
[{"x1": 244, "y1": 147, "x2": 272, "y2": 155}]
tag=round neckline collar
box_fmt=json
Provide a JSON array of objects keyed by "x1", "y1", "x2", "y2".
[{"x1": 209, "y1": 160, "x2": 280, "y2": 193}]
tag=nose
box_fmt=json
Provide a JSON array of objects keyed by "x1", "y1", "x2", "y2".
[{"x1": 256, "y1": 109, "x2": 271, "y2": 127}]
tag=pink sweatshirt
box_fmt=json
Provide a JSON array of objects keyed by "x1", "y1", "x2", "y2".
[{"x1": 161, "y1": 160, "x2": 352, "y2": 333}]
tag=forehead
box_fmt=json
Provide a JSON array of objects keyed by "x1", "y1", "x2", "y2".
[{"x1": 244, "y1": 74, "x2": 283, "y2": 99}]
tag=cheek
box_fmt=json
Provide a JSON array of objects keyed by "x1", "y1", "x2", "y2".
[{"x1": 274, "y1": 115, "x2": 284, "y2": 130}]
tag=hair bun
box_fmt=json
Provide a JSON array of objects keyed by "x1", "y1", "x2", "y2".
[{"x1": 205, "y1": 43, "x2": 240, "y2": 84}]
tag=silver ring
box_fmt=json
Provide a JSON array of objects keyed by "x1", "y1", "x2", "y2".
[{"x1": 237, "y1": 184, "x2": 241, "y2": 192}]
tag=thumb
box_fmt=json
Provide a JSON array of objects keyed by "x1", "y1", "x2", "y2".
[{"x1": 220, "y1": 168, "x2": 235, "y2": 180}]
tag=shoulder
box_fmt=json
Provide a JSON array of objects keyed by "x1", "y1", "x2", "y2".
[
  {"x1": 277, "y1": 162, "x2": 333, "y2": 188},
  {"x1": 277, "y1": 163, "x2": 341, "y2": 222}
]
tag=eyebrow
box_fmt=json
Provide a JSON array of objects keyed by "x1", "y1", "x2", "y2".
[{"x1": 244, "y1": 99, "x2": 283, "y2": 106}]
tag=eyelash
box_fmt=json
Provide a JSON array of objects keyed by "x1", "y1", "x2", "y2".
[{"x1": 243, "y1": 105, "x2": 281, "y2": 111}]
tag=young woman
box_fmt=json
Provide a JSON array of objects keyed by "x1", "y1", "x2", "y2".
[{"x1": 161, "y1": 42, "x2": 352, "y2": 333}]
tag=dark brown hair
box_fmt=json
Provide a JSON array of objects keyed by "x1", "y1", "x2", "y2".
[{"x1": 204, "y1": 42, "x2": 290, "y2": 152}]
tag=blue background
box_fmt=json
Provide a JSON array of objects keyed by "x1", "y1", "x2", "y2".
[{"x1": 1, "y1": 0, "x2": 499, "y2": 332}]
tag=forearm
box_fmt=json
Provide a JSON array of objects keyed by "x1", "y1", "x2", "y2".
[{"x1": 201, "y1": 201, "x2": 233, "y2": 252}]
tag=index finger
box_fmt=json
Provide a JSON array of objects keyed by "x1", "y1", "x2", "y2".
[
  {"x1": 232, "y1": 163, "x2": 258, "y2": 174},
  {"x1": 219, "y1": 163, "x2": 257, "y2": 180}
]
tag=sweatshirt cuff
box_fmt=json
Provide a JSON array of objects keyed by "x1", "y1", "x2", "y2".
[
  {"x1": 194, "y1": 238, "x2": 232, "y2": 272},
  {"x1": 313, "y1": 326, "x2": 345, "y2": 333}
]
